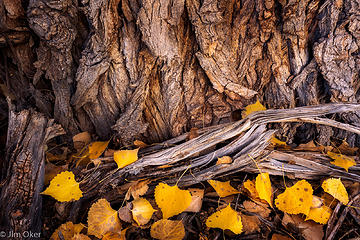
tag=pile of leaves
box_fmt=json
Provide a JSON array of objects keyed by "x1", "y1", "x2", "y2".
[{"x1": 42, "y1": 101, "x2": 360, "y2": 240}]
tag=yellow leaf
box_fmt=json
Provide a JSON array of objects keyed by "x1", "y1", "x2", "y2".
[
  {"x1": 322, "y1": 178, "x2": 349, "y2": 204},
  {"x1": 275, "y1": 180, "x2": 313, "y2": 215},
  {"x1": 71, "y1": 234, "x2": 91, "y2": 240},
  {"x1": 132, "y1": 198, "x2": 156, "y2": 225},
  {"x1": 255, "y1": 173, "x2": 273, "y2": 207},
  {"x1": 88, "y1": 141, "x2": 110, "y2": 159},
  {"x1": 206, "y1": 204, "x2": 243, "y2": 234},
  {"x1": 270, "y1": 137, "x2": 287, "y2": 146},
  {"x1": 242, "y1": 100, "x2": 266, "y2": 118},
  {"x1": 50, "y1": 222, "x2": 83, "y2": 240},
  {"x1": 42, "y1": 171, "x2": 83, "y2": 202},
  {"x1": 207, "y1": 180, "x2": 240, "y2": 198},
  {"x1": 150, "y1": 219, "x2": 185, "y2": 240},
  {"x1": 327, "y1": 151, "x2": 356, "y2": 172},
  {"x1": 154, "y1": 183, "x2": 192, "y2": 219},
  {"x1": 114, "y1": 148, "x2": 139, "y2": 169},
  {"x1": 305, "y1": 205, "x2": 332, "y2": 224},
  {"x1": 88, "y1": 199, "x2": 122, "y2": 238},
  {"x1": 216, "y1": 156, "x2": 232, "y2": 165},
  {"x1": 243, "y1": 179, "x2": 260, "y2": 199}
]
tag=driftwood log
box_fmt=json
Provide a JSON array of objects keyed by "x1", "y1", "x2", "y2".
[
  {"x1": 78, "y1": 103, "x2": 360, "y2": 201},
  {"x1": 0, "y1": 101, "x2": 64, "y2": 239}
]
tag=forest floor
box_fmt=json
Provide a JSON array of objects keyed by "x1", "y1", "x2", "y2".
[{"x1": 39, "y1": 130, "x2": 360, "y2": 240}]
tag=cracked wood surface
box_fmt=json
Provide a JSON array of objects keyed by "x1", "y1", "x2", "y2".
[{"x1": 0, "y1": 102, "x2": 64, "y2": 238}]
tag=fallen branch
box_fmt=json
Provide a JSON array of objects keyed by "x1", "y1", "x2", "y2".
[{"x1": 80, "y1": 103, "x2": 360, "y2": 197}]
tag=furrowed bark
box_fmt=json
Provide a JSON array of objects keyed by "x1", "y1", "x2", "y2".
[{"x1": 0, "y1": 101, "x2": 64, "y2": 238}]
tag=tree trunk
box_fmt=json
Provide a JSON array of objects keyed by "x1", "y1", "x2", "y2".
[{"x1": 1, "y1": 0, "x2": 359, "y2": 146}]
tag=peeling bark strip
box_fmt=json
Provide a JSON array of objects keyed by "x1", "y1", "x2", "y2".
[{"x1": 0, "y1": 103, "x2": 64, "y2": 239}]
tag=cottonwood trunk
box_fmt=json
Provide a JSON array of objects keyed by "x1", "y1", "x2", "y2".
[{"x1": 1, "y1": 0, "x2": 360, "y2": 145}]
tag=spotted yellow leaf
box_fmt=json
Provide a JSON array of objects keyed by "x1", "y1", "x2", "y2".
[
  {"x1": 150, "y1": 219, "x2": 185, "y2": 240},
  {"x1": 208, "y1": 180, "x2": 240, "y2": 198},
  {"x1": 275, "y1": 180, "x2": 313, "y2": 215},
  {"x1": 87, "y1": 199, "x2": 121, "y2": 238},
  {"x1": 114, "y1": 148, "x2": 139, "y2": 169},
  {"x1": 132, "y1": 198, "x2": 156, "y2": 225},
  {"x1": 255, "y1": 173, "x2": 273, "y2": 207},
  {"x1": 322, "y1": 178, "x2": 349, "y2": 205},
  {"x1": 327, "y1": 151, "x2": 356, "y2": 172},
  {"x1": 42, "y1": 171, "x2": 83, "y2": 202},
  {"x1": 50, "y1": 221, "x2": 83, "y2": 240},
  {"x1": 206, "y1": 204, "x2": 243, "y2": 234},
  {"x1": 154, "y1": 183, "x2": 192, "y2": 219},
  {"x1": 242, "y1": 100, "x2": 266, "y2": 118}
]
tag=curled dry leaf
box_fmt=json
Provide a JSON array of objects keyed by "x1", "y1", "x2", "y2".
[
  {"x1": 216, "y1": 156, "x2": 232, "y2": 165},
  {"x1": 87, "y1": 199, "x2": 122, "y2": 239},
  {"x1": 185, "y1": 188, "x2": 204, "y2": 213},
  {"x1": 42, "y1": 171, "x2": 83, "y2": 202},
  {"x1": 154, "y1": 183, "x2": 192, "y2": 219},
  {"x1": 255, "y1": 173, "x2": 273, "y2": 207},
  {"x1": 132, "y1": 198, "x2": 156, "y2": 225},
  {"x1": 207, "y1": 180, "x2": 240, "y2": 198},
  {"x1": 243, "y1": 200, "x2": 271, "y2": 218},
  {"x1": 118, "y1": 203, "x2": 133, "y2": 223},
  {"x1": 206, "y1": 204, "x2": 243, "y2": 234},
  {"x1": 150, "y1": 219, "x2": 185, "y2": 240},
  {"x1": 275, "y1": 180, "x2": 313, "y2": 215},
  {"x1": 114, "y1": 148, "x2": 139, "y2": 169},
  {"x1": 72, "y1": 132, "x2": 91, "y2": 151},
  {"x1": 50, "y1": 221, "x2": 83, "y2": 240},
  {"x1": 322, "y1": 178, "x2": 349, "y2": 204},
  {"x1": 282, "y1": 214, "x2": 324, "y2": 240},
  {"x1": 240, "y1": 213, "x2": 260, "y2": 234},
  {"x1": 336, "y1": 141, "x2": 358, "y2": 156},
  {"x1": 129, "y1": 179, "x2": 150, "y2": 200}
]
